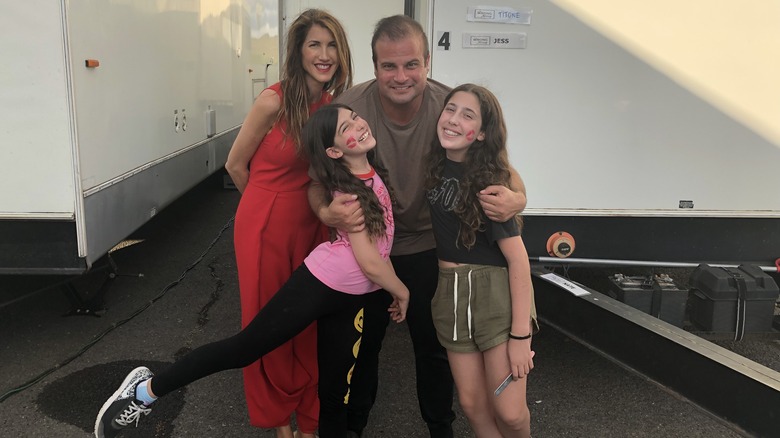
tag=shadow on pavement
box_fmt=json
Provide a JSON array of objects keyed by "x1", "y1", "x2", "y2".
[{"x1": 37, "y1": 360, "x2": 185, "y2": 437}]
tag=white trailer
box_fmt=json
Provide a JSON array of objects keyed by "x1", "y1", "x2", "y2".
[
  {"x1": 275, "y1": 0, "x2": 780, "y2": 268},
  {"x1": 424, "y1": 0, "x2": 780, "y2": 268},
  {"x1": 4, "y1": 0, "x2": 778, "y2": 273},
  {"x1": 0, "y1": 1, "x2": 279, "y2": 274}
]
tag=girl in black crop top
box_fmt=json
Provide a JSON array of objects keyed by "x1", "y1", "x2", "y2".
[{"x1": 425, "y1": 84, "x2": 537, "y2": 438}]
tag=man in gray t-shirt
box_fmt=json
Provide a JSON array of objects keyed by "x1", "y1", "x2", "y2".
[
  {"x1": 309, "y1": 15, "x2": 526, "y2": 438},
  {"x1": 335, "y1": 77, "x2": 450, "y2": 257}
]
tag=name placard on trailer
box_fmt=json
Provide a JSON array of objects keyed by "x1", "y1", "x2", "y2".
[
  {"x1": 467, "y1": 6, "x2": 533, "y2": 25},
  {"x1": 462, "y1": 32, "x2": 527, "y2": 49}
]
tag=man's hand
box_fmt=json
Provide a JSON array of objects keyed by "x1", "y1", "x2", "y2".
[
  {"x1": 320, "y1": 193, "x2": 365, "y2": 232},
  {"x1": 478, "y1": 185, "x2": 527, "y2": 222}
]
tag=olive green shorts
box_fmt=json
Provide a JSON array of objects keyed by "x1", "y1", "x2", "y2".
[{"x1": 432, "y1": 264, "x2": 538, "y2": 353}]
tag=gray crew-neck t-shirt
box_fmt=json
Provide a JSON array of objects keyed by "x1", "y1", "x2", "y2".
[{"x1": 334, "y1": 79, "x2": 451, "y2": 256}]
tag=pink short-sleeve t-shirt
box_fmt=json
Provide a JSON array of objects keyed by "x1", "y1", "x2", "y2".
[{"x1": 304, "y1": 168, "x2": 394, "y2": 294}]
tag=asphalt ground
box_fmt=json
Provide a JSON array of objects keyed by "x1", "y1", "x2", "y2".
[{"x1": 0, "y1": 173, "x2": 768, "y2": 437}]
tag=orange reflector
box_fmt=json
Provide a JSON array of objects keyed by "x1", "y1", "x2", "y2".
[{"x1": 85, "y1": 59, "x2": 100, "y2": 68}]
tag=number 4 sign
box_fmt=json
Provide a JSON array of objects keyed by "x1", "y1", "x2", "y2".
[{"x1": 437, "y1": 31, "x2": 451, "y2": 50}]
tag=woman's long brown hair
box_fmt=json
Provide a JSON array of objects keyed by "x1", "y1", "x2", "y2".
[{"x1": 280, "y1": 9, "x2": 353, "y2": 152}]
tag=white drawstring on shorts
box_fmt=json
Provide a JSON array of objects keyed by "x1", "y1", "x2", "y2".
[{"x1": 452, "y1": 270, "x2": 474, "y2": 341}]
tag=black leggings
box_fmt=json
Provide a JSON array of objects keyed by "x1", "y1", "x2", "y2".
[
  {"x1": 346, "y1": 249, "x2": 455, "y2": 437},
  {"x1": 150, "y1": 264, "x2": 368, "y2": 437}
]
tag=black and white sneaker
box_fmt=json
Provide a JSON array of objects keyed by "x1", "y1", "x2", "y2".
[{"x1": 94, "y1": 366, "x2": 154, "y2": 438}]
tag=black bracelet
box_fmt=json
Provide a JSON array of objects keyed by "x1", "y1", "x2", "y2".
[{"x1": 508, "y1": 332, "x2": 531, "y2": 340}]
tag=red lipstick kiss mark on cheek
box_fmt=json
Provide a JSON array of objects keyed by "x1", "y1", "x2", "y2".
[
  {"x1": 466, "y1": 130, "x2": 475, "y2": 141},
  {"x1": 346, "y1": 136, "x2": 357, "y2": 149}
]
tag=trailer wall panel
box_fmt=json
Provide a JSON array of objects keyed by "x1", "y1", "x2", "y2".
[
  {"x1": 1, "y1": 1, "x2": 77, "y2": 216},
  {"x1": 429, "y1": 0, "x2": 780, "y2": 214},
  {"x1": 67, "y1": 0, "x2": 249, "y2": 190}
]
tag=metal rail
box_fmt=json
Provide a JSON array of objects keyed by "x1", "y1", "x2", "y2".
[{"x1": 531, "y1": 256, "x2": 779, "y2": 273}]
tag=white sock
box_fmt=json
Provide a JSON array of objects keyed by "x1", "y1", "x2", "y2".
[{"x1": 135, "y1": 379, "x2": 157, "y2": 405}]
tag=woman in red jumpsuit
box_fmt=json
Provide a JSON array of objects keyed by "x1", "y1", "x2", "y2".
[{"x1": 225, "y1": 10, "x2": 353, "y2": 438}]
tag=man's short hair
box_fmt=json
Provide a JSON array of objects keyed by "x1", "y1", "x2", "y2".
[{"x1": 371, "y1": 15, "x2": 430, "y2": 67}]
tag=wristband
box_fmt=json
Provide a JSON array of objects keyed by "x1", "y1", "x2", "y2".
[{"x1": 508, "y1": 332, "x2": 531, "y2": 340}]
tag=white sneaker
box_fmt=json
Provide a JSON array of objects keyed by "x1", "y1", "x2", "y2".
[{"x1": 94, "y1": 366, "x2": 154, "y2": 438}]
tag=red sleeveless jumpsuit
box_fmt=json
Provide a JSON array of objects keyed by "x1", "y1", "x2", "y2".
[{"x1": 233, "y1": 82, "x2": 330, "y2": 431}]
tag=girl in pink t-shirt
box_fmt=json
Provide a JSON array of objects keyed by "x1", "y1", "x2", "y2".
[{"x1": 95, "y1": 104, "x2": 409, "y2": 438}]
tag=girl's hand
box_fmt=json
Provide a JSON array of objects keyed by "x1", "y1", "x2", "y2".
[
  {"x1": 507, "y1": 338, "x2": 534, "y2": 380},
  {"x1": 387, "y1": 288, "x2": 409, "y2": 323}
]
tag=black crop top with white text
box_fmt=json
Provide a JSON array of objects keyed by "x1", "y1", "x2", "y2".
[{"x1": 426, "y1": 159, "x2": 521, "y2": 267}]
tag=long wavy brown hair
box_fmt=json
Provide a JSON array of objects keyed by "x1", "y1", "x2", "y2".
[
  {"x1": 304, "y1": 104, "x2": 394, "y2": 239},
  {"x1": 280, "y1": 9, "x2": 353, "y2": 152},
  {"x1": 425, "y1": 84, "x2": 520, "y2": 249}
]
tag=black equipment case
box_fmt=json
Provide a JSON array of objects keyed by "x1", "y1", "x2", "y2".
[{"x1": 689, "y1": 264, "x2": 779, "y2": 339}]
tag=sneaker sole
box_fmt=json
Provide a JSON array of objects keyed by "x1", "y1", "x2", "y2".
[{"x1": 93, "y1": 366, "x2": 149, "y2": 438}]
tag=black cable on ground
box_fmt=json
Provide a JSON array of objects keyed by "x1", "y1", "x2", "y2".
[{"x1": 0, "y1": 216, "x2": 235, "y2": 403}]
